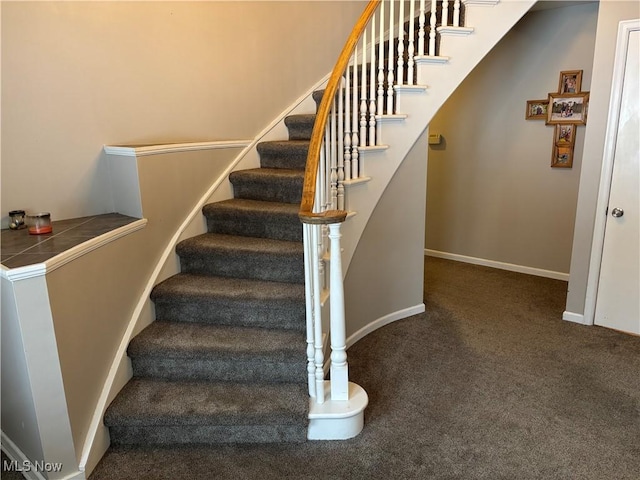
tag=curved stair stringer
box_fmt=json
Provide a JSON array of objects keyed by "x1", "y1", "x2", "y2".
[{"x1": 340, "y1": 0, "x2": 537, "y2": 275}]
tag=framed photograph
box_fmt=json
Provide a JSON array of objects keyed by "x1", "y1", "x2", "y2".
[
  {"x1": 526, "y1": 100, "x2": 548, "y2": 120},
  {"x1": 551, "y1": 144, "x2": 574, "y2": 168},
  {"x1": 547, "y1": 92, "x2": 589, "y2": 125},
  {"x1": 558, "y1": 70, "x2": 583, "y2": 94},
  {"x1": 555, "y1": 124, "x2": 575, "y2": 145}
]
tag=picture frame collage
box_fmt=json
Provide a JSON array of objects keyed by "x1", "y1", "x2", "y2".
[{"x1": 525, "y1": 70, "x2": 589, "y2": 168}]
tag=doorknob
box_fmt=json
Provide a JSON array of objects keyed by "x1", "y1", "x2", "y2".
[{"x1": 611, "y1": 207, "x2": 624, "y2": 218}]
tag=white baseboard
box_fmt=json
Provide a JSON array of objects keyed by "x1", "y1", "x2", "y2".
[
  {"x1": 562, "y1": 311, "x2": 590, "y2": 325},
  {"x1": 346, "y1": 304, "x2": 426, "y2": 349},
  {"x1": 425, "y1": 249, "x2": 570, "y2": 281}
]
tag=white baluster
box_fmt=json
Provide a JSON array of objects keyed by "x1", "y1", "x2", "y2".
[
  {"x1": 328, "y1": 223, "x2": 349, "y2": 401},
  {"x1": 453, "y1": 0, "x2": 461, "y2": 27},
  {"x1": 442, "y1": 0, "x2": 449, "y2": 28},
  {"x1": 386, "y1": 0, "x2": 395, "y2": 115},
  {"x1": 377, "y1": 1, "x2": 385, "y2": 115},
  {"x1": 369, "y1": 13, "x2": 377, "y2": 145},
  {"x1": 311, "y1": 224, "x2": 325, "y2": 404},
  {"x1": 303, "y1": 224, "x2": 316, "y2": 398},
  {"x1": 330, "y1": 97, "x2": 338, "y2": 210},
  {"x1": 429, "y1": 0, "x2": 437, "y2": 56},
  {"x1": 320, "y1": 128, "x2": 327, "y2": 212},
  {"x1": 360, "y1": 29, "x2": 368, "y2": 146},
  {"x1": 351, "y1": 50, "x2": 359, "y2": 179},
  {"x1": 344, "y1": 68, "x2": 351, "y2": 183},
  {"x1": 407, "y1": 0, "x2": 415, "y2": 85},
  {"x1": 418, "y1": 0, "x2": 426, "y2": 56},
  {"x1": 396, "y1": 0, "x2": 405, "y2": 86},
  {"x1": 337, "y1": 79, "x2": 345, "y2": 211}
]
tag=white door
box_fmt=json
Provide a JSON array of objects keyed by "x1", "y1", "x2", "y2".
[{"x1": 594, "y1": 26, "x2": 640, "y2": 335}]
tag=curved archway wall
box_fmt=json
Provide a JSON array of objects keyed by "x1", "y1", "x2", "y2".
[
  {"x1": 1, "y1": 1, "x2": 364, "y2": 227},
  {"x1": 425, "y1": 2, "x2": 599, "y2": 279}
]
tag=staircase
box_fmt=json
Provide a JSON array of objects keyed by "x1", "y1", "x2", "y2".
[
  {"x1": 104, "y1": 117, "x2": 317, "y2": 445},
  {"x1": 99, "y1": 0, "x2": 537, "y2": 465}
]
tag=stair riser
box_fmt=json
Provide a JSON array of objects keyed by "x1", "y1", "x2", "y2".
[
  {"x1": 256, "y1": 144, "x2": 308, "y2": 170},
  {"x1": 179, "y1": 253, "x2": 304, "y2": 284},
  {"x1": 153, "y1": 299, "x2": 305, "y2": 331},
  {"x1": 231, "y1": 181, "x2": 302, "y2": 204},
  {"x1": 205, "y1": 213, "x2": 302, "y2": 242},
  {"x1": 109, "y1": 424, "x2": 307, "y2": 446},
  {"x1": 130, "y1": 357, "x2": 307, "y2": 383}
]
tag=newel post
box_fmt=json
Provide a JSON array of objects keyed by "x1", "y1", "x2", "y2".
[{"x1": 327, "y1": 222, "x2": 349, "y2": 401}]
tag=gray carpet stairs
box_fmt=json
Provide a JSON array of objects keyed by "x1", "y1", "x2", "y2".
[{"x1": 103, "y1": 109, "x2": 321, "y2": 445}]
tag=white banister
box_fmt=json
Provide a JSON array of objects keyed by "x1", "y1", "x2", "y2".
[
  {"x1": 418, "y1": 0, "x2": 426, "y2": 56},
  {"x1": 429, "y1": 0, "x2": 437, "y2": 56},
  {"x1": 408, "y1": 0, "x2": 416, "y2": 85},
  {"x1": 369, "y1": 13, "x2": 377, "y2": 144},
  {"x1": 351, "y1": 48, "x2": 360, "y2": 178},
  {"x1": 337, "y1": 79, "x2": 345, "y2": 210},
  {"x1": 377, "y1": 0, "x2": 385, "y2": 143},
  {"x1": 454, "y1": 0, "x2": 461, "y2": 27},
  {"x1": 360, "y1": 27, "x2": 368, "y2": 146},
  {"x1": 303, "y1": 224, "x2": 316, "y2": 398},
  {"x1": 442, "y1": 0, "x2": 449, "y2": 27},
  {"x1": 397, "y1": 0, "x2": 405, "y2": 86},
  {"x1": 386, "y1": 0, "x2": 395, "y2": 114},
  {"x1": 344, "y1": 70, "x2": 351, "y2": 183}
]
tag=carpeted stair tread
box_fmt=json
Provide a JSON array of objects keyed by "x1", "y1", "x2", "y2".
[
  {"x1": 177, "y1": 233, "x2": 303, "y2": 284},
  {"x1": 203, "y1": 199, "x2": 302, "y2": 242},
  {"x1": 129, "y1": 321, "x2": 305, "y2": 361},
  {"x1": 128, "y1": 321, "x2": 306, "y2": 383},
  {"x1": 105, "y1": 378, "x2": 307, "y2": 426},
  {"x1": 256, "y1": 140, "x2": 309, "y2": 169},
  {"x1": 284, "y1": 114, "x2": 316, "y2": 140},
  {"x1": 229, "y1": 168, "x2": 304, "y2": 204},
  {"x1": 151, "y1": 273, "x2": 305, "y2": 330}
]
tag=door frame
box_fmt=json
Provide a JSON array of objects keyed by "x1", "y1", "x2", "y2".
[{"x1": 584, "y1": 19, "x2": 640, "y2": 325}]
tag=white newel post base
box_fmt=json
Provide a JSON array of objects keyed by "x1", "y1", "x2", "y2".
[{"x1": 307, "y1": 381, "x2": 369, "y2": 440}]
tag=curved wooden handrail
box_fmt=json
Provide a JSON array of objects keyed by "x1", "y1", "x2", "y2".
[{"x1": 299, "y1": 0, "x2": 381, "y2": 225}]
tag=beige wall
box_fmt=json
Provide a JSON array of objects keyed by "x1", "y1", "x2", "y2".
[
  {"x1": 425, "y1": 2, "x2": 599, "y2": 275},
  {"x1": 345, "y1": 131, "x2": 427, "y2": 340},
  {"x1": 566, "y1": 0, "x2": 640, "y2": 315},
  {"x1": 45, "y1": 147, "x2": 240, "y2": 465},
  {"x1": 1, "y1": 1, "x2": 364, "y2": 226}
]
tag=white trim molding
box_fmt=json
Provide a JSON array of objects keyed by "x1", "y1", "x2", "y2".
[
  {"x1": 346, "y1": 304, "x2": 426, "y2": 349},
  {"x1": 425, "y1": 249, "x2": 570, "y2": 281},
  {"x1": 562, "y1": 311, "x2": 589, "y2": 326},
  {"x1": 103, "y1": 140, "x2": 251, "y2": 157},
  {"x1": 1, "y1": 432, "x2": 85, "y2": 480},
  {"x1": 583, "y1": 19, "x2": 640, "y2": 327}
]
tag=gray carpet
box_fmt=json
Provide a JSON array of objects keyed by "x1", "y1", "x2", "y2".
[{"x1": 89, "y1": 256, "x2": 640, "y2": 479}]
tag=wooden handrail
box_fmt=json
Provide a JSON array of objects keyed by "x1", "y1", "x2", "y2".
[{"x1": 299, "y1": 0, "x2": 381, "y2": 225}]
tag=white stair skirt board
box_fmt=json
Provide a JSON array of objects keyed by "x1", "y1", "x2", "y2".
[
  {"x1": 307, "y1": 382, "x2": 368, "y2": 440},
  {"x1": 1, "y1": 431, "x2": 85, "y2": 480},
  {"x1": 425, "y1": 249, "x2": 569, "y2": 281}
]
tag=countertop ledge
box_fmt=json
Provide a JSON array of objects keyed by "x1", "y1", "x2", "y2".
[{"x1": 1, "y1": 218, "x2": 147, "y2": 281}]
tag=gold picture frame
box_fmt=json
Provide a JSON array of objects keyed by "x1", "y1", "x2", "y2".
[
  {"x1": 555, "y1": 124, "x2": 576, "y2": 145},
  {"x1": 558, "y1": 70, "x2": 583, "y2": 94},
  {"x1": 525, "y1": 99, "x2": 548, "y2": 120},
  {"x1": 551, "y1": 144, "x2": 573, "y2": 168},
  {"x1": 547, "y1": 92, "x2": 589, "y2": 125}
]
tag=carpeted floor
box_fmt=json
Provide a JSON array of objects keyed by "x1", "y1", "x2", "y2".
[
  {"x1": 3, "y1": 256, "x2": 635, "y2": 479},
  {"x1": 86, "y1": 256, "x2": 640, "y2": 479}
]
